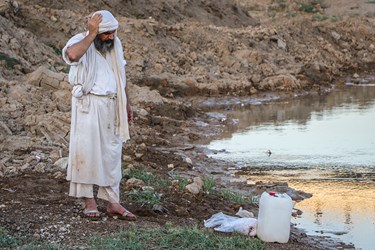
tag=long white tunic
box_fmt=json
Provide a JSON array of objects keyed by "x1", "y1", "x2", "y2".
[{"x1": 63, "y1": 34, "x2": 124, "y2": 186}]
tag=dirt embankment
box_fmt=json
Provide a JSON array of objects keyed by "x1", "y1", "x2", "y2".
[{"x1": 0, "y1": 0, "x2": 374, "y2": 249}]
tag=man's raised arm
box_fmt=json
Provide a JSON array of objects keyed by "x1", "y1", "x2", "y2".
[{"x1": 65, "y1": 13, "x2": 102, "y2": 62}]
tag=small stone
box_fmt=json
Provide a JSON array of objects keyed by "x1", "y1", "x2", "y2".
[
  {"x1": 135, "y1": 153, "x2": 143, "y2": 159},
  {"x1": 185, "y1": 157, "x2": 192, "y2": 164},
  {"x1": 277, "y1": 39, "x2": 287, "y2": 50},
  {"x1": 138, "y1": 109, "x2": 148, "y2": 117},
  {"x1": 353, "y1": 73, "x2": 359, "y2": 78},
  {"x1": 186, "y1": 183, "x2": 200, "y2": 194},
  {"x1": 54, "y1": 157, "x2": 68, "y2": 170},
  {"x1": 167, "y1": 163, "x2": 174, "y2": 169},
  {"x1": 33, "y1": 233, "x2": 41, "y2": 240},
  {"x1": 125, "y1": 178, "x2": 145, "y2": 189}
]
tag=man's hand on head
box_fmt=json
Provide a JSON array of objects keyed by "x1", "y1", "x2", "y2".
[{"x1": 88, "y1": 13, "x2": 102, "y2": 37}]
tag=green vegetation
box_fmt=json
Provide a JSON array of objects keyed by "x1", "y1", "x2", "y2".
[
  {"x1": 368, "y1": 0, "x2": 375, "y2": 4},
  {"x1": 299, "y1": 0, "x2": 329, "y2": 13},
  {"x1": 267, "y1": 11, "x2": 277, "y2": 19},
  {"x1": 299, "y1": 3, "x2": 318, "y2": 13},
  {"x1": 330, "y1": 15, "x2": 343, "y2": 22},
  {"x1": 0, "y1": 227, "x2": 21, "y2": 248},
  {"x1": 0, "y1": 227, "x2": 59, "y2": 249},
  {"x1": 278, "y1": 2, "x2": 287, "y2": 10},
  {"x1": 0, "y1": 52, "x2": 21, "y2": 69},
  {"x1": 128, "y1": 168, "x2": 171, "y2": 188},
  {"x1": 203, "y1": 177, "x2": 216, "y2": 192},
  {"x1": 48, "y1": 44, "x2": 62, "y2": 56},
  {"x1": 218, "y1": 190, "x2": 254, "y2": 205},
  {"x1": 312, "y1": 14, "x2": 330, "y2": 21},
  {"x1": 124, "y1": 189, "x2": 162, "y2": 205},
  {"x1": 173, "y1": 175, "x2": 189, "y2": 189},
  {"x1": 309, "y1": 0, "x2": 329, "y2": 8},
  {"x1": 89, "y1": 224, "x2": 265, "y2": 250}
]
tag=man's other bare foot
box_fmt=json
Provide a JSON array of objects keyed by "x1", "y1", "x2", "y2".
[{"x1": 106, "y1": 202, "x2": 137, "y2": 221}]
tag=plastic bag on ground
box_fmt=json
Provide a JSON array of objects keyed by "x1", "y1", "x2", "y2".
[{"x1": 204, "y1": 212, "x2": 257, "y2": 236}]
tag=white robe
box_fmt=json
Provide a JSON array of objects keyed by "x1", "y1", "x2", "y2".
[{"x1": 62, "y1": 34, "x2": 126, "y2": 186}]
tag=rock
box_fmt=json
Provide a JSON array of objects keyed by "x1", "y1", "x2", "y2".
[
  {"x1": 277, "y1": 39, "x2": 287, "y2": 50},
  {"x1": 4, "y1": 166, "x2": 18, "y2": 176},
  {"x1": 257, "y1": 74, "x2": 301, "y2": 91},
  {"x1": 53, "y1": 157, "x2": 68, "y2": 170},
  {"x1": 167, "y1": 163, "x2": 174, "y2": 169},
  {"x1": 186, "y1": 182, "x2": 200, "y2": 194},
  {"x1": 236, "y1": 207, "x2": 255, "y2": 218},
  {"x1": 122, "y1": 155, "x2": 132, "y2": 161},
  {"x1": 34, "y1": 162, "x2": 47, "y2": 173},
  {"x1": 52, "y1": 90, "x2": 71, "y2": 112},
  {"x1": 185, "y1": 176, "x2": 203, "y2": 194},
  {"x1": 185, "y1": 157, "x2": 192, "y2": 164},
  {"x1": 353, "y1": 73, "x2": 359, "y2": 78},
  {"x1": 135, "y1": 153, "x2": 143, "y2": 159},
  {"x1": 331, "y1": 31, "x2": 341, "y2": 41},
  {"x1": 122, "y1": 165, "x2": 134, "y2": 177},
  {"x1": 25, "y1": 66, "x2": 65, "y2": 89},
  {"x1": 193, "y1": 176, "x2": 203, "y2": 187},
  {"x1": 0, "y1": 0, "x2": 9, "y2": 14},
  {"x1": 144, "y1": 23, "x2": 155, "y2": 36},
  {"x1": 138, "y1": 108, "x2": 148, "y2": 117},
  {"x1": 125, "y1": 178, "x2": 145, "y2": 190}
]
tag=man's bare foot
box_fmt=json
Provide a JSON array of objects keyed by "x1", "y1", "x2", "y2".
[
  {"x1": 106, "y1": 202, "x2": 136, "y2": 221},
  {"x1": 83, "y1": 197, "x2": 101, "y2": 219}
]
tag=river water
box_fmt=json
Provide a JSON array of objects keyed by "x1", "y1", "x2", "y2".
[{"x1": 204, "y1": 84, "x2": 375, "y2": 249}]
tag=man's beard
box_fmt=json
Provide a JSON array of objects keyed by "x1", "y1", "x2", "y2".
[{"x1": 94, "y1": 36, "x2": 114, "y2": 54}]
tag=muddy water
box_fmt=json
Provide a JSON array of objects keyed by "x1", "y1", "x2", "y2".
[{"x1": 205, "y1": 84, "x2": 375, "y2": 249}]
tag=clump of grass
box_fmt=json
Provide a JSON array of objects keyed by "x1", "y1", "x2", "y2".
[
  {"x1": 0, "y1": 227, "x2": 21, "y2": 248},
  {"x1": 48, "y1": 44, "x2": 62, "y2": 56},
  {"x1": 0, "y1": 227, "x2": 59, "y2": 249},
  {"x1": 0, "y1": 52, "x2": 21, "y2": 69},
  {"x1": 312, "y1": 14, "x2": 330, "y2": 21},
  {"x1": 128, "y1": 168, "x2": 170, "y2": 188},
  {"x1": 310, "y1": 0, "x2": 329, "y2": 8},
  {"x1": 267, "y1": 11, "x2": 276, "y2": 19},
  {"x1": 172, "y1": 175, "x2": 189, "y2": 189},
  {"x1": 277, "y1": 0, "x2": 287, "y2": 10},
  {"x1": 203, "y1": 177, "x2": 216, "y2": 192},
  {"x1": 124, "y1": 189, "x2": 162, "y2": 206},
  {"x1": 288, "y1": 11, "x2": 298, "y2": 17},
  {"x1": 299, "y1": 3, "x2": 318, "y2": 13},
  {"x1": 217, "y1": 190, "x2": 254, "y2": 205},
  {"x1": 89, "y1": 224, "x2": 265, "y2": 250},
  {"x1": 330, "y1": 15, "x2": 343, "y2": 22}
]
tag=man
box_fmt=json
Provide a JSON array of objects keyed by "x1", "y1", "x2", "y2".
[{"x1": 62, "y1": 10, "x2": 136, "y2": 220}]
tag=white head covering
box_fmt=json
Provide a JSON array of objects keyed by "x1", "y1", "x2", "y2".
[{"x1": 94, "y1": 10, "x2": 119, "y2": 34}]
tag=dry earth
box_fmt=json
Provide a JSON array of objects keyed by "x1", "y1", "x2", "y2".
[{"x1": 1, "y1": 0, "x2": 375, "y2": 249}]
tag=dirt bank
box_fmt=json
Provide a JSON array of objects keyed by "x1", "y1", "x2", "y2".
[{"x1": 1, "y1": 0, "x2": 373, "y2": 249}]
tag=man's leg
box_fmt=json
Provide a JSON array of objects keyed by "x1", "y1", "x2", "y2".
[
  {"x1": 69, "y1": 182, "x2": 101, "y2": 218},
  {"x1": 97, "y1": 184, "x2": 136, "y2": 220}
]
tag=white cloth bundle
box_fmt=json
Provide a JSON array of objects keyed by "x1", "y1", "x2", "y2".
[{"x1": 204, "y1": 212, "x2": 257, "y2": 236}]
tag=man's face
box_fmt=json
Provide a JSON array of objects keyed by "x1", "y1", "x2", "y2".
[{"x1": 94, "y1": 30, "x2": 116, "y2": 53}]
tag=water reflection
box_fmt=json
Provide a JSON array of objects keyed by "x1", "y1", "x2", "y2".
[{"x1": 203, "y1": 85, "x2": 375, "y2": 249}]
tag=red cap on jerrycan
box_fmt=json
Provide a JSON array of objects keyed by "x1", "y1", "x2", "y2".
[{"x1": 269, "y1": 191, "x2": 277, "y2": 196}]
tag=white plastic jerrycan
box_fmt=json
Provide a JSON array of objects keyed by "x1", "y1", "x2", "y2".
[{"x1": 257, "y1": 191, "x2": 293, "y2": 243}]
